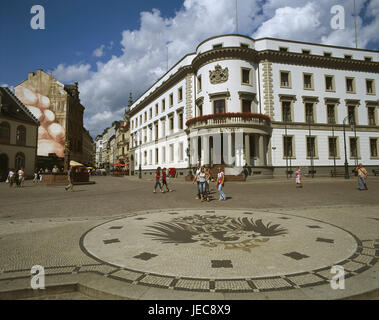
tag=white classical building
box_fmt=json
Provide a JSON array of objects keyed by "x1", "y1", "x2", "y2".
[{"x1": 129, "y1": 34, "x2": 379, "y2": 178}]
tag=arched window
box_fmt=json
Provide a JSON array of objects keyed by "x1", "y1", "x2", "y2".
[
  {"x1": 16, "y1": 126, "x2": 26, "y2": 146},
  {"x1": 15, "y1": 152, "x2": 25, "y2": 170},
  {"x1": 0, "y1": 122, "x2": 10, "y2": 144}
]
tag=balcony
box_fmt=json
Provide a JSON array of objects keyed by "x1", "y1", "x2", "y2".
[
  {"x1": 185, "y1": 113, "x2": 271, "y2": 130},
  {"x1": 117, "y1": 139, "x2": 129, "y2": 148}
]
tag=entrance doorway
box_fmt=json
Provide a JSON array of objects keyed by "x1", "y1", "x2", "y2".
[{"x1": 0, "y1": 154, "x2": 9, "y2": 181}]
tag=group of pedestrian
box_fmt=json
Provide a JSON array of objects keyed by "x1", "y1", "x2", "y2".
[
  {"x1": 294, "y1": 163, "x2": 369, "y2": 191},
  {"x1": 153, "y1": 167, "x2": 171, "y2": 193},
  {"x1": 6, "y1": 168, "x2": 25, "y2": 188},
  {"x1": 192, "y1": 164, "x2": 226, "y2": 202}
]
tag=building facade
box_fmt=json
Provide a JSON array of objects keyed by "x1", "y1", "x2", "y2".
[
  {"x1": 0, "y1": 87, "x2": 39, "y2": 180},
  {"x1": 95, "y1": 135, "x2": 103, "y2": 168},
  {"x1": 14, "y1": 69, "x2": 85, "y2": 164},
  {"x1": 82, "y1": 128, "x2": 94, "y2": 166},
  {"x1": 97, "y1": 121, "x2": 120, "y2": 170},
  {"x1": 115, "y1": 112, "x2": 130, "y2": 167},
  {"x1": 129, "y1": 35, "x2": 379, "y2": 177}
]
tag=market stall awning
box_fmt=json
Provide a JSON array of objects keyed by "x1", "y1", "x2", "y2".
[
  {"x1": 112, "y1": 163, "x2": 125, "y2": 167},
  {"x1": 70, "y1": 161, "x2": 84, "y2": 167}
]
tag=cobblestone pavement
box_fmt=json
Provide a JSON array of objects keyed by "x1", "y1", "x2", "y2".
[{"x1": 0, "y1": 176, "x2": 378, "y2": 300}]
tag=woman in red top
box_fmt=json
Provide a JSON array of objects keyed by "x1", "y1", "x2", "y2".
[
  {"x1": 154, "y1": 167, "x2": 164, "y2": 193},
  {"x1": 162, "y1": 168, "x2": 170, "y2": 192}
]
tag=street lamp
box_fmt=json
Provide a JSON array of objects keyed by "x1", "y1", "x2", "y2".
[
  {"x1": 64, "y1": 140, "x2": 71, "y2": 171},
  {"x1": 284, "y1": 107, "x2": 291, "y2": 179},
  {"x1": 350, "y1": 118, "x2": 358, "y2": 173},
  {"x1": 329, "y1": 117, "x2": 337, "y2": 176},
  {"x1": 342, "y1": 116, "x2": 350, "y2": 179},
  {"x1": 186, "y1": 137, "x2": 193, "y2": 178},
  {"x1": 306, "y1": 112, "x2": 314, "y2": 178},
  {"x1": 139, "y1": 130, "x2": 142, "y2": 179}
]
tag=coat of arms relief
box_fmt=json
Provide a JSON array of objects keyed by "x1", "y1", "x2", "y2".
[{"x1": 209, "y1": 64, "x2": 229, "y2": 84}]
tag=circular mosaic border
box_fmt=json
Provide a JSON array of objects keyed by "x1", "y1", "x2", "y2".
[{"x1": 79, "y1": 209, "x2": 379, "y2": 293}]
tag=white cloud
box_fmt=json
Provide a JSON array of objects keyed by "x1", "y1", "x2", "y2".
[
  {"x1": 51, "y1": 0, "x2": 379, "y2": 137},
  {"x1": 93, "y1": 45, "x2": 106, "y2": 58},
  {"x1": 52, "y1": 63, "x2": 92, "y2": 83},
  {"x1": 253, "y1": 3, "x2": 324, "y2": 42}
]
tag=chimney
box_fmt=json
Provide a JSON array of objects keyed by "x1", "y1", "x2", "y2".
[{"x1": 28, "y1": 72, "x2": 35, "y2": 80}]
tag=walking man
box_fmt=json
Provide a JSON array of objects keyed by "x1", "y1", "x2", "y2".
[
  {"x1": 217, "y1": 167, "x2": 226, "y2": 201},
  {"x1": 65, "y1": 166, "x2": 75, "y2": 192},
  {"x1": 356, "y1": 163, "x2": 368, "y2": 191}
]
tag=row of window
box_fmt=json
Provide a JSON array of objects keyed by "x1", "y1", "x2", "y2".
[
  {"x1": 280, "y1": 71, "x2": 376, "y2": 94},
  {"x1": 0, "y1": 122, "x2": 27, "y2": 146},
  {"x1": 279, "y1": 46, "x2": 374, "y2": 61},
  {"x1": 132, "y1": 87, "x2": 184, "y2": 130},
  {"x1": 0, "y1": 152, "x2": 26, "y2": 170},
  {"x1": 137, "y1": 143, "x2": 185, "y2": 166},
  {"x1": 283, "y1": 136, "x2": 379, "y2": 159},
  {"x1": 281, "y1": 101, "x2": 377, "y2": 126},
  {"x1": 211, "y1": 42, "x2": 374, "y2": 62},
  {"x1": 132, "y1": 113, "x2": 184, "y2": 147},
  {"x1": 51, "y1": 101, "x2": 66, "y2": 113}
]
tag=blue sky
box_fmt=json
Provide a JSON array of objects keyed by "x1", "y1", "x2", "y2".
[
  {"x1": 0, "y1": 0, "x2": 184, "y2": 86},
  {"x1": 1, "y1": 0, "x2": 378, "y2": 137}
]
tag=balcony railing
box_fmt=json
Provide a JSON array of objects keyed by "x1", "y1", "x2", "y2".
[
  {"x1": 185, "y1": 113, "x2": 271, "y2": 129},
  {"x1": 117, "y1": 139, "x2": 129, "y2": 148}
]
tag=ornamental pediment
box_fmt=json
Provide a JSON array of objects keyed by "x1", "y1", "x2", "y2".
[{"x1": 209, "y1": 64, "x2": 229, "y2": 84}]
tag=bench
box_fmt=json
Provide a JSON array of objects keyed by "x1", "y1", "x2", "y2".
[{"x1": 373, "y1": 169, "x2": 379, "y2": 176}]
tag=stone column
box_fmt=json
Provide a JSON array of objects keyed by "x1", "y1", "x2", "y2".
[
  {"x1": 235, "y1": 132, "x2": 244, "y2": 167},
  {"x1": 244, "y1": 133, "x2": 250, "y2": 166},
  {"x1": 259, "y1": 135, "x2": 265, "y2": 166},
  {"x1": 213, "y1": 133, "x2": 222, "y2": 165},
  {"x1": 227, "y1": 133, "x2": 233, "y2": 166},
  {"x1": 267, "y1": 136, "x2": 272, "y2": 166},
  {"x1": 202, "y1": 135, "x2": 209, "y2": 166},
  {"x1": 190, "y1": 135, "x2": 198, "y2": 166}
]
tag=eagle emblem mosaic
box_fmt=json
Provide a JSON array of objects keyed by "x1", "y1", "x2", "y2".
[{"x1": 144, "y1": 214, "x2": 288, "y2": 252}]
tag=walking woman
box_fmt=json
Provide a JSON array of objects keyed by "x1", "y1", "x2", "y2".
[
  {"x1": 193, "y1": 167, "x2": 207, "y2": 202},
  {"x1": 162, "y1": 168, "x2": 170, "y2": 192},
  {"x1": 7, "y1": 169, "x2": 15, "y2": 188},
  {"x1": 18, "y1": 167, "x2": 25, "y2": 188},
  {"x1": 217, "y1": 167, "x2": 226, "y2": 201},
  {"x1": 153, "y1": 167, "x2": 164, "y2": 193},
  {"x1": 295, "y1": 167, "x2": 303, "y2": 188}
]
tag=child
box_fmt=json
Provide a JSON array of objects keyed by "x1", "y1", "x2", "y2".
[{"x1": 296, "y1": 167, "x2": 303, "y2": 188}]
